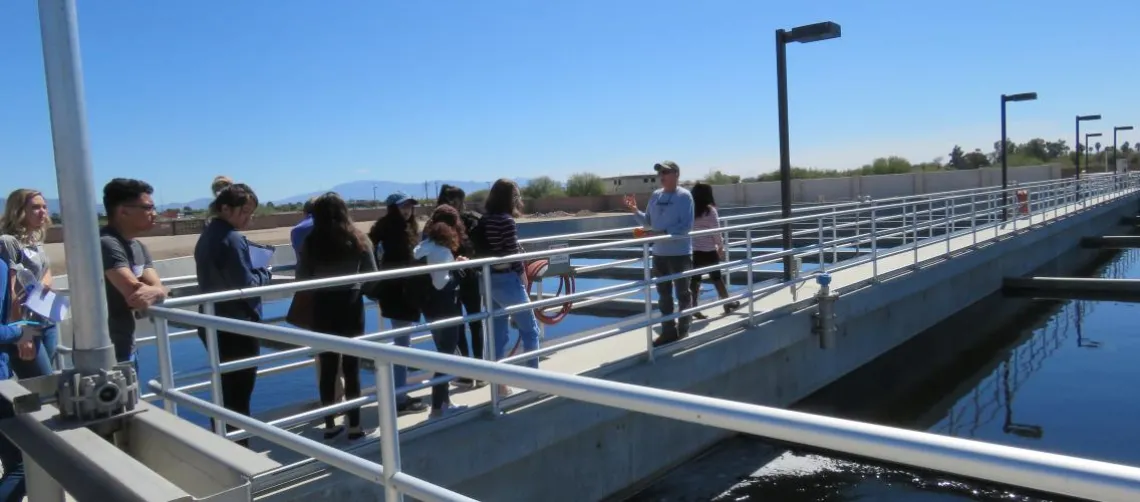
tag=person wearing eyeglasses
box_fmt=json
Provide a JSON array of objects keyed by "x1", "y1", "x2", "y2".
[
  {"x1": 623, "y1": 161, "x2": 695, "y2": 346},
  {"x1": 100, "y1": 178, "x2": 168, "y2": 367}
]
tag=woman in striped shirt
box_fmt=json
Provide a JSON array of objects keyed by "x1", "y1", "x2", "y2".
[
  {"x1": 690, "y1": 183, "x2": 739, "y2": 320},
  {"x1": 482, "y1": 179, "x2": 541, "y2": 397}
]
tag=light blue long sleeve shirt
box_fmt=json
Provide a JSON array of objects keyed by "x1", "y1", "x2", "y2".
[{"x1": 634, "y1": 187, "x2": 694, "y2": 257}]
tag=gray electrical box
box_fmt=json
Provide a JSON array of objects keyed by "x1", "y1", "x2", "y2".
[{"x1": 520, "y1": 240, "x2": 573, "y2": 277}]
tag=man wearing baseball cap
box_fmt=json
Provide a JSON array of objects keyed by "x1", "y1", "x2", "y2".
[{"x1": 623, "y1": 161, "x2": 695, "y2": 346}]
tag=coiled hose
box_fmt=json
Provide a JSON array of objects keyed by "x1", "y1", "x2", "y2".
[{"x1": 506, "y1": 259, "x2": 575, "y2": 356}]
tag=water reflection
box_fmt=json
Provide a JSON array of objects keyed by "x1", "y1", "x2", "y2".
[{"x1": 640, "y1": 249, "x2": 1140, "y2": 502}]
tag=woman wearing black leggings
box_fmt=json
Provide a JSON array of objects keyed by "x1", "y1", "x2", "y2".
[
  {"x1": 193, "y1": 177, "x2": 271, "y2": 448},
  {"x1": 296, "y1": 192, "x2": 378, "y2": 441}
]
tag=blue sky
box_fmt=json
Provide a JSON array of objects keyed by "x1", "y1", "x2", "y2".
[{"x1": 1, "y1": 1, "x2": 1136, "y2": 204}]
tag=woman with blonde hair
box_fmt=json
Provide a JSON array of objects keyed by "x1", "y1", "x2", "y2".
[{"x1": 0, "y1": 188, "x2": 57, "y2": 375}]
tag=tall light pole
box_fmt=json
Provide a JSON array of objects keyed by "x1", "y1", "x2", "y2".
[
  {"x1": 1075, "y1": 114, "x2": 1101, "y2": 200},
  {"x1": 776, "y1": 21, "x2": 841, "y2": 282},
  {"x1": 1114, "y1": 125, "x2": 1134, "y2": 173},
  {"x1": 1085, "y1": 132, "x2": 1102, "y2": 174},
  {"x1": 1000, "y1": 92, "x2": 1037, "y2": 220}
]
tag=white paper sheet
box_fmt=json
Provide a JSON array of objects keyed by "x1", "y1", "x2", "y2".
[
  {"x1": 23, "y1": 284, "x2": 70, "y2": 322},
  {"x1": 248, "y1": 243, "x2": 275, "y2": 270}
]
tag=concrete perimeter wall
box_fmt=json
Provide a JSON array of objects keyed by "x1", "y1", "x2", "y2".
[{"x1": 267, "y1": 189, "x2": 1135, "y2": 502}]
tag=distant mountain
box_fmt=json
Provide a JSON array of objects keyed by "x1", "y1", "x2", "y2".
[
  {"x1": 1, "y1": 179, "x2": 528, "y2": 218},
  {"x1": 273, "y1": 179, "x2": 531, "y2": 206}
]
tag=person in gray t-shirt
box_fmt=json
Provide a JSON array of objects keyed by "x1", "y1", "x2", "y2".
[
  {"x1": 0, "y1": 188, "x2": 57, "y2": 375},
  {"x1": 99, "y1": 179, "x2": 168, "y2": 364}
]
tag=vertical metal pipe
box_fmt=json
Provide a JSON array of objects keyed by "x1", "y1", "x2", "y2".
[
  {"x1": 642, "y1": 243, "x2": 655, "y2": 361},
  {"x1": 745, "y1": 229, "x2": 755, "y2": 323},
  {"x1": 1001, "y1": 96, "x2": 1009, "y2": 221},
  {"x1": 36, "y1": 0, "x2": 115, "y2": 374},
  {"x1": 870, "y1": 208, "x2": 878, "y2": 281},
  {"x1": 1076, "y1": 116, "x2": 1082, "y2": 201},
  {"x1": 374, "y1": 359, "x2": 403, "y2": 502},
  {"x1": 970, "y1": 193, "x2": 977, "y2": 247},
  {"x1": 203, "y1": 301, "x2": 224, "y2": 434},
  {"x1": 152, "y1": 317, "x2": 178, "y2": 414},
  {"x1": 945, "y1": 199, "x2": 952, "y2": 256},
  {"x1": 830, "y1": 208, "x2": 838, "y2": 264},
  {"x1": 482, "y1": 264, "x2": 500, "y2": 416},
  {"x1": 911, "y1": 204, "x2": 918, "y2": 265},
  {"x1": 776, "y1": 29, "x2": 794, "y2": 282},
  {"x1": 817, "y1": 217, "x2": 825, "y2": 271}
]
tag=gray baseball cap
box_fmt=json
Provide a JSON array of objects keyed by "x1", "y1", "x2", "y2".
[{"x1": 653, "y1": 161, "x2": 680, "y2": 175}]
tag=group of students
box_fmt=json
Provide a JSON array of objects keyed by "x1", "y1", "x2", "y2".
[
  {"x1": 285, "y1": 178, "x2": 543, "y2": 437},
  {"x1": 0, "y1": 160, "x2": 736, "y2": 497},
  {"x1": 0, "y1": 178, "x2": 169, "y2": 500}
]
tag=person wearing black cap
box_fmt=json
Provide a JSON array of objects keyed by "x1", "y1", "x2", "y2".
[{"x1": 623, "y1": 161, "x2": 695, "y2": 346}]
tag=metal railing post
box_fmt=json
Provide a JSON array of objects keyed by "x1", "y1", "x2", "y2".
[
  {"x1": 374, "y1": 359, "x2": 404, "y2": 502},
  {"x1": 830, "y1": 207, "x2": 838, "y2": 264},
  {"x1": 817, "y1": 216, "x2": 826, "y2": 272},
  {"x1": 642, "y1": 243, "x2": 655, "y2": 361},
  {"x1": 203, "y1": 301, "x2": 225, "y2": 435},
  {"x1": 536, "y1": 277, "x2": 545, "y2": 341},
  {"x1": 152, "y1": 316, "x2": 177, "y2": 414},
  {"x1": 911, "y1": 204, "x2": 918, "y2": 266},
  {"x1": 482, "y1": 264, "x2": 500, "y2": 416},
  {"x1": 970, "y1": 193, "x2": 977, "y2": 247},
  {"x1": 870, "y1": 208, "x2": 878, "y2": 282},
  {"x1": 945, "y1": 198, "x2": 952, "y2": 257},
  {"x1": 745, "y1": 229, "x2": 755, "y2": 324}
]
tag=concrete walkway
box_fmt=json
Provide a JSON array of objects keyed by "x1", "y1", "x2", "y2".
[{"x1": 233, "y1": 188, "x2": 1130, "y2": 479}]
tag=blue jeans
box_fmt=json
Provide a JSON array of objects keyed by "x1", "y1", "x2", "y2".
[
  {"x1": 39, "y1": 324, "x2": 58, "y2": 369},
  {"x1": 5, "y1": 341, "x2": 51, "y2": 381},
  {"x1": 387, "y1": 319, "x2": 416, "y2": 403},
  {"x1": 489, "y1": 272, "x2": 540, "y2": 368}
]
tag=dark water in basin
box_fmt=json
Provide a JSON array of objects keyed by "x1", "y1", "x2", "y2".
[{"x1": 629, "y1": 248, "x2": 1140, "y2": 502}]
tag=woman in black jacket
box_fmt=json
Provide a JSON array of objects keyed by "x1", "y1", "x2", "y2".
[
  {"x1": 366, "y1": 192, "x2": 428, "y2": 414},
  {"x1": 193, "y1": 177, "x2": 271, "y2": 446},
  {"x1": 297, "y1": 192, "x2": 377, "y2": 440}
]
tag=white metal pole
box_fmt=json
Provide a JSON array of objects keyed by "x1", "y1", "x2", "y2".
[{"x1": 36, "y1": 0, "x2": 116, "y2": 373}]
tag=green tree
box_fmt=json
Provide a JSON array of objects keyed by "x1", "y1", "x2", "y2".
[
  {"x1": 565, "y1": 172, "x2": 607, "y2": 197},
  {"x1": 703, "y1": 170, "x2": 741, "y2": 185},
  {"x1": 522, "y1": 176, "x2": 564, "y2": 199},
  {"x1": 948, "y1": 145, "x2": 967, "y2": 170},
  {"x1": 962, "y1": 149, "x2": 990, "y2": 169}
]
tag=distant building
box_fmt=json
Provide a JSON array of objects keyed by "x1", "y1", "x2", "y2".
[{"x1": 602, "y1": 174, "x2": 659, "y2": 194}]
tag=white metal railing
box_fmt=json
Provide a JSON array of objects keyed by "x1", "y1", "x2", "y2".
[
  {"x1": 132, "y1": 174, "x2": 1140, "y2": 500},
  {"x1": 134, "y1": 175, "x2": 1123, "y2": 422}
]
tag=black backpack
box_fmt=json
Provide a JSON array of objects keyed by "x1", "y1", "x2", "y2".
[
  {"x1": 407, "y1": 256, "x2": 435, "y2": 314},
  {"x1": 468, "y1": 213, "x2": 493, "y2": 259}
]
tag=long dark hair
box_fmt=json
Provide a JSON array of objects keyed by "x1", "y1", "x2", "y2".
[
  {"x1": 209, "y1": 176, "x2": 259, "y2": 217},
  {"x1": 692, "y1": 182, "x2": 716, "y2": 218},
  {"x1": 368, "y1": 202, "x2": 420, "y2": 257},
  {"x1": 436, "y1": 184, "x2": 467, "y2": 210},
  {"x1": 303, "y1": 192, "x2": 369, "y2": 262},
  {"x1": 425, "y1": 205, "x2": 465, "y2": 252},
  {"x1": 485, "y1": 179, "x2": 522, "y2": 217}
]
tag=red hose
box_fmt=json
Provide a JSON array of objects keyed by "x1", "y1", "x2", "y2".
[
  {"x1": 524, "y1": 259, "x2": 575, "y2": 325},
  {"x1": 506, "y1": 259, "x2": 575, "y2": 357}
]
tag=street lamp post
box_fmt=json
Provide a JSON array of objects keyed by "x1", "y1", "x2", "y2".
[
  {"x1": 776, "y1": 21, "x2": 841, "y2": 282},
  {"x1": 1075, "y1": 114, "x2": 1101, "y2": 200},
  {"x1": 1085, "y1": 132, "x2": 1102, "y2": 174},
  {"x1": 1000, "y1": 92, "x2": 1037, "y2": 220},
  {"x1": 1114, "y1": 126, "x2": 1134, "y2": 173}
]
